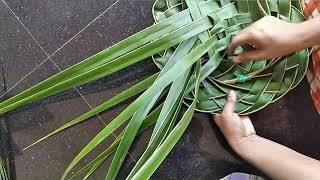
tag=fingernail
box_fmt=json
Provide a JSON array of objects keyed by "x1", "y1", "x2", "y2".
[
  {"x1": 228, "y1": 90, "x2": 237, "y2": 102},
  {"x1": 229, "y1": 90, "x2": 235, "y2": 96}
]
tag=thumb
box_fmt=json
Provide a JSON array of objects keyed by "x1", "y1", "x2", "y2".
[{"x1": 222, "y1": 90, "x2": 237, "y2": 115}]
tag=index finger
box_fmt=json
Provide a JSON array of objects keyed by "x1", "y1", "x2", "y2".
[{"x1": 228, "y1": 29, "x2": 254, "y2": 55}]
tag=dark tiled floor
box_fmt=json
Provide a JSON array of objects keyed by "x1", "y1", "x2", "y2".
[
  {"x1": 0, "y1": 0, "x2": 320, "y2": 180},
  {"x1": 4, "y1": 0, "x2": 119, "y2": 54}
]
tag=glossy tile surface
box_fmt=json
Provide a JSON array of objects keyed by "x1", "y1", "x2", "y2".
[{"x1": 4, "y1": 0, "x2": 119, "y2": 54}]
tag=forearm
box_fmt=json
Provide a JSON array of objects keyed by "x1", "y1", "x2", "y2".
[
  {"x1": 296, "y1": 16, "x2": 320, "y2": 50},
  {"x1": 234, "y1": 135, "x2": 320, "y2": 180}
]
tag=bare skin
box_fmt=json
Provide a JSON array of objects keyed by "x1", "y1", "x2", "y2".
[
  {"x1": 214, "y1": 16, "x2": 320, "y2": 179},
  {"x1": 228, "y1": 16, "x2": 320, "y2": 63}
]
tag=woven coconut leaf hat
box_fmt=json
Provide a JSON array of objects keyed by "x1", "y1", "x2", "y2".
[{"x1": 0, "y1": 0, "x2": 309, "y2": 179}]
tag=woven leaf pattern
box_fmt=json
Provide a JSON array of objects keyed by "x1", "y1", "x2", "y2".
[{"x1": 152, "y1": 0, "x2": 309, "y2": 115}]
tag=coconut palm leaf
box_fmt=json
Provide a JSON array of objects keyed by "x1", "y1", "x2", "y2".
[
  {"x1": 2, "y1": 0, "x2": 309, "y2": 179},
  {"x1": 131, "y1": 61, "x2": 202, "y2": 180},
  {"x1": 23, "y1": 73, "x2": 159, "y2": 150},
  {"x1": 68, "y1": 104, "x2": 163, "y2": 180},
  {"x1": 0, "y1": 157, "x2": 8, "y2": 180}
]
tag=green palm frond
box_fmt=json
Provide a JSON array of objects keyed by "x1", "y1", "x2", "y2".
[
  {"x1": 1, "y1": 0, "x2": 308, "y2": 179},
  {"x1": 0, "y1": 157, "x2": 8, "y2": 180}
]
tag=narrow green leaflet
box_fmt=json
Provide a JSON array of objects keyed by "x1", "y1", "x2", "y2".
[
  {"x1": 131, "y1": 60, "x2": 202, "y2": 180},
  {"x1": 127, "y1": 70, "x2": 190, "y2": 179},
  {"x1": 0, "y1": 9, "x2": 193, "y2": 110},
  {"x1": 62, "y1": 30, "x2": 221, "y2": 179},
  {"x1": 0, "y1": 14, "x2": 214, "y2": 114},
  {"x1": 127, "y1": 39, "x2": 195, "y2": 178},
  {"x1": 23, "y1": 73, "x2": 158, "y2": 150},
  {"x1": 0, "y1": 158, "x2": 8, "y2": 180},
  {"x1": 105, "y1": 91, "x2": 161, "y2": 180},
  {"x1": 68, "y1": 105, "x2": 163, "y2": 180}
]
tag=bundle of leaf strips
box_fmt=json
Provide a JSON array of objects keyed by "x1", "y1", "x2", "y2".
[
  {"x1": 1, "y1": 0, "x2": 309, "y2": 179},
  {"x1": 0, "y1": 157, "x2": 8, "y2": 180}
]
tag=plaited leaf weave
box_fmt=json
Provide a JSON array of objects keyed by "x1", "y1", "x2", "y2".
[
  {"x1": 1, "y1": 0, "x2": 309, "y2": 179},
  {"x1": 152, "y1": 0, "x2": 309, "y2": 115}
]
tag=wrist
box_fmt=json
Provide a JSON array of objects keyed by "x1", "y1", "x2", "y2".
[
  {"x1": 295, "y1": 17, "x2": 320, "y2": 50},
  {"x1": 229, "y1": 134, "x2": 262, "y2": 158}
]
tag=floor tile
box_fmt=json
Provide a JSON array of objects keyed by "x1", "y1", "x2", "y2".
[
  {"x1": 1, "y1": 45, "x2": 115, "y2": 179},
  {"x1": 0, "y1": 61, "x2": 10, "y2": 178},
  {"x1": 0, "y1": 1, "x2": 48, "y2": 97},
  {"x1": 0, "y1": 1, "x2": 52, "y2": 178},
  {"x1": 50, "y1": 0, "x2": 155, "y2": 70},
  {"x1": 1, "y1": 1, "x2": 114, "y2": 179},
  {"x1": 4, "y1": 0, "x2": 119, "y2": 54},
  {"x1": 49, "y1": 0, "x2": 158, "y2": 134},
  {"x1": 9, "y1": 94, "x2": 112, "y2": 180}
]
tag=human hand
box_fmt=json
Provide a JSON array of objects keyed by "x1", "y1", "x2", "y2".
[
  {"x1": 213, "y1": 90, "x2": 256, "y2": 153},
  {"x1": 214, "y1": 93, "x2": 320, "y2": 180},
  {"x1": 229, "y1": 16, "x2": 305, "y2": 63}
]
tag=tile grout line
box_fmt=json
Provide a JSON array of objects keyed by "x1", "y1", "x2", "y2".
[
  {"x1": 1, "y1": 0, "x2": 137, "y2": 163},
  {"x1": 0, "y1": 61, "x2": 17, "y2": 179},
  {"x1": 1, "y1": 0, "x2": 110, "y2": 128},
  {"x1": 49, "y1": 60, "x2": 137, "y2": 163},
  {"x1": 0, "y1": 0, "x2": 120, "y2": 99}
]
